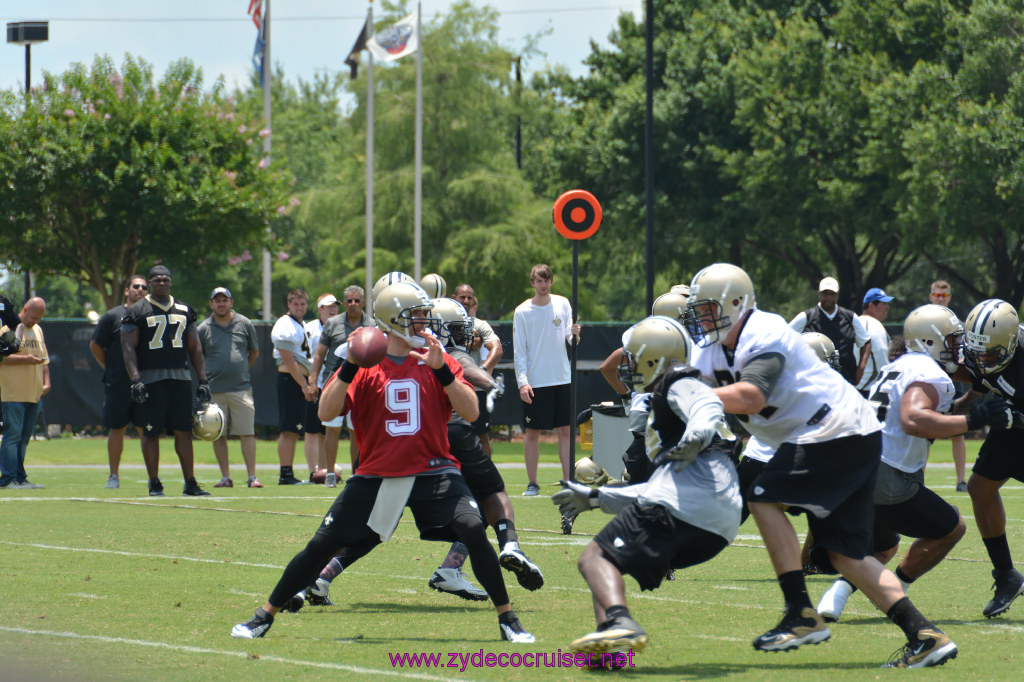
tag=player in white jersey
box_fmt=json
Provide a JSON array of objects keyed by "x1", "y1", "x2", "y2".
[
  {"x1": 685, "y1": 263, "x2": 958, "y2": 669},
  {"x1": 552, "y1": 316, "x2": 741, "y2": 665},
  {"x1": 817, "y1": 305, "x2": 985, "y2": 623}
]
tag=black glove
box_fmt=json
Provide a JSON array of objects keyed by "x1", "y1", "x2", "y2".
[
  {"x1": 131, "y1": 381, "x2": 148, "y2": 404},
  {"x1": 0, "y1": 327, "x2": 19, "y2": 357},
  {"x1": 197, "y1": 380, "x2": 211, "y2": 405},
  {"x1": 966, "y1": 398, "x2": 1022, "y2": 432}
]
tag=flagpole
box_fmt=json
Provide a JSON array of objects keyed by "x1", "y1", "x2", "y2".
[
  {"x1": 365, "y1": 4, "x2": 375, "y2": 316},
  {"x1": 413, "y1": 1, "x2": 423, "y2": 281},
  {"x1": 261, "y1": 0, "x2": 273, "y2": 321}
]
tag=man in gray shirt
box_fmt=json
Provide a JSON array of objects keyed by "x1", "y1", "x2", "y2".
[{"x1": 198, "y1": 287, "x2": 261, "y2": 488}]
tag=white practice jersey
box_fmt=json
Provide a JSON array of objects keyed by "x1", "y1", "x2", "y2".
[
  {"x1": 869, "y1": 352, "x2": 955, "y2": 473},
  {"x1": 742, "y1": 436, "x2": 774, "y2": 463},
  {"x1": 690, "y1": 310, "x2": 881, "y2": 450}
]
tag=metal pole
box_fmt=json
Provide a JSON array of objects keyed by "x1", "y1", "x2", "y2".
[
  {"x1": 365, "y1": 5, "x2": 375, "y2": 316},
  {"x1": 413, "y1": 2, "x2": 423, "y2": 281},
  {"x1": 644, "y1": 0, "x2": 655, "y2": 312},
  {"x1": 514, "y1": 57, "x2": 522, "y2": 170},
  {"x1": 24, "y1": 44, "x2": 32, "y2": 303},
  {"x1": 569, "y1": 241, "x2": 578, "y2": 480},
  {"x1": 261, "y1": 0, "x2": 273, "y2": 320}
]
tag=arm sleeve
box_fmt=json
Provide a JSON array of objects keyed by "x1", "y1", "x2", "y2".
[
  {"x1": 788, "y1": 312, "x2": 807, "y2": 332},
  {"x1": 512, "y1": 310, "x2": 529, "y2": 388},
  {"x1": 738, "y1": 352, "x2": 786, "y2": 400}
]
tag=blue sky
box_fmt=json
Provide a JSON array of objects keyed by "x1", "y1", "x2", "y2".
[{"x1": 2, "y1": 1, "x2": 641, "y2": 93}]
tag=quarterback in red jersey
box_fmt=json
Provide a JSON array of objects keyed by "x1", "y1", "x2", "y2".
[{"x1": 231, "y1": 281, "x2": 534, "y2": 643}]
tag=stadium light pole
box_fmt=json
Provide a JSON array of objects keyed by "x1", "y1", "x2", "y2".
[{"x1": 7, "y1": 20, "x2": 49, "y2": 303}]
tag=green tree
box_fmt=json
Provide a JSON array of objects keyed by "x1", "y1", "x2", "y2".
[{"x1": 0, "y1": 55, "x2": 294, "y2": 310}]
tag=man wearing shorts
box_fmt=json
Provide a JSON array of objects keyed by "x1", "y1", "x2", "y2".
[
  {"x1": 230, "y1": 281, "x2": 533, "y2": 644},
  {"x1": 198, "y1": 287, "x2": 261, "y2": 488},
  {"x1": 512, "y1": 264, "x2": 581, "y2": 495},
  {"x1": 685, "y1": 263, "x2": 957, "y2": 669},
  {"x1": 121, "y1": 265, "x2": 210, "y2": 497}
]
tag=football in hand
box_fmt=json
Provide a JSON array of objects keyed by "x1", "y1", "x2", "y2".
[{"x1": 348, "y1": 326, "x2": 388, "y2": 367}]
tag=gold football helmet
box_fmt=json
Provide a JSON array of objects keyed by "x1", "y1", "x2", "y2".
[
  {"x1": 963, "y1": 299, "x2": 1020, "y2": 374},
  {"x1": 903, "y1": 304, "x2": 963, "y2": 373},
  {"x1": 429, "y1": 297, "x2": 473, "y2": 350},
  {"x1": 623, "y1": 315, "x2": 692, "y2": 391},
  {"x1": 371, "y1": 271, "x2": 415, "y2": 303},
  {"x1": 420, "y1": 273, "x2": 447, "y2": 299},
  {"x1": 801, "y1": 332, "x2": 842, "y2": 371},
  {"x1": 192, "y1": 403, "x2": 226, "y2": 441},
  {"x1": 651, "y1": 292, "x2": 689, "y2": 323},
  {"x1": 685, "y1": 263, "x2": 756, "y2": 347},
  {"x1": 374, "y1": 282, "x2": 439, "y2": 346}
]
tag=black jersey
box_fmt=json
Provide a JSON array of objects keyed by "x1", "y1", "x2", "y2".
[
  {"x1": 122, "y1": 296, "x2": 197, "y2": 373},
  {"x1": 968, "y1": 327, "x2": 1024, "y2": 410}
]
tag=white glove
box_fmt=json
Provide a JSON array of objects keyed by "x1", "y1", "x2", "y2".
[
  {"x1": 551, "y1": 480, "x2": 600, "y2": 519},
  {"x1": 486, "y1": 374, "x2": 505, "y2": 414}
]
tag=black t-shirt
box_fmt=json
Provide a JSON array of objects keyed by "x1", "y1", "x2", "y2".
[
  {"x1": 968, "y1": 328, "x2": 1024, "y2": 410},
  {"x1": 92, "y1": 305, "x2": 129, "y2": 386},
  {"x1": 122, "y1": 296, "x2": 197, "y2": 374}
]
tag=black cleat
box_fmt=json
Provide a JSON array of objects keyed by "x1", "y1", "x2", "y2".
[
  {"x1": 882, "y1": 629, "x2": 958, "y2": 668},
  {"x1": 148, "y1": 478, "x2": 164, "y2": 497},
  {"x1": 280, "y1": 593, "x2": 305, "y2": 613},
  {"x1": 231, "y1": 609, "x2": 274, "y2": 639},
  {"x1": 983, "y1": 567, "x2": 1024, "y2": 618},
  {"x1": 183, "y1": 478, "x2": 211, "y2": 496}
]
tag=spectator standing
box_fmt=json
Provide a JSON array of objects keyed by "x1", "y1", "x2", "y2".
[
  {"x1": 310, "y1": 285, "x2": 371, "y2": 485},
  {"x1": 271, "y1": 288, "x2": 316, "y2": 485},
  {"x1": 0, "y1": 297, "x2": 50, "y2": 489},
  {"x1": 856, "y1": 287, "x2": 894, "y2": 395},
  {"x1": 789, "y1": 277, "x2": 871, "y2": 386},
  {"x1": 929, "y1": 280, "x2": 968, "y2": 491},
  {"x1": 303, "y1": 294, "x2": 338, "y2": 478},
  {"x1": 198, "y1": 287, "x2": 262, "y2": 489},
  {"x1": 455, "y1": 283, "x2": 503, "y2": 456},
  {"x1": 89, "y1": 275, "x2": 147, "y2": 488},
  {"x1": 512, "y1": 264, "x2": 581, "y2": 495},
  {"x1": 121, "y1": 266, "x2": 210, "y2": 497}
]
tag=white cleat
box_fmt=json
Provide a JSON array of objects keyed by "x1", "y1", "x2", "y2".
[{"x1": 817, "y1": 578, "x2": 855, "y2": 623}]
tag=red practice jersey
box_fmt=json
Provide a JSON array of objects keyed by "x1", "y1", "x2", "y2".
[{"x1": 347, "y1": 353, "x2": 471, "y2": 477}]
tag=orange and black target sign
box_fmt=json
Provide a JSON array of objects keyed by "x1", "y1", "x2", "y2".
[{"x1": 553, "y1": 190, "x2": 602, "y2": 241}]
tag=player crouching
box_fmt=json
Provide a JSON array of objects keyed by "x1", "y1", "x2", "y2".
[
  {"x1": 231, "y1": 282, "x2": 533, "y2": 643},
  {"x1": 552, "y1": 315, "x2": 741, "y2": 662}
]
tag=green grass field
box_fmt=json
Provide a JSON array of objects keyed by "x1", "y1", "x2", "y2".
[{"x1": 2, "y1": 436, "x2": 1023, "y2": 680}]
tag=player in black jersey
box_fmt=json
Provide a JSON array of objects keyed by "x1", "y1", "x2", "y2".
[
  {"x1": 959, "y1": 299, "x2": 1024, "y2": 617},
  {"x1": 121, "y1": 265, "x2": 211, "y2": 497}
]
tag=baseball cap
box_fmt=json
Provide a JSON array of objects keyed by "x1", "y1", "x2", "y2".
[
  {"x1": 317, "y1": 294, "x2": 339, "y2": 308},
  {"x1": 863, "y1": 287, "x2": 894, "y2": 304},
  {"x1": 818, "y1": 277, "x2": 840, "y2": 293},
  {"x1": 209, "y1": 287, "x2": 232, "y2": 300}
]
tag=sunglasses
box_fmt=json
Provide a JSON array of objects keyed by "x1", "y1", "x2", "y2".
[
  {"x1": 931, "y1": 292, "x2": 950, "y2": 299},
  {"x1": 131, "y1": 284, "x2": 148, "y2": 290},
  {"x1": 346, "y1": 299, "x2": 362, "y2": 303}
]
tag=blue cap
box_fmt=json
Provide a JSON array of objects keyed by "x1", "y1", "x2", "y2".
[
  {"x1": 863, "y1": 287, "x2": 894, "y2": 304},
  {"x1": 210, "y1": 287, "x2": 233, "y2": 300}
]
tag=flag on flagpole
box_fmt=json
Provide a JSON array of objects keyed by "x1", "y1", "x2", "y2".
[
  {"x1": 367, "y1": 13, "x2": 419, "y2": 63},
  {"x1": 247, "y1": 0, "x2": 265, "y2": 86},
  {"x1": 345, "y1": 16, "x2": 370, "y2": 79}
]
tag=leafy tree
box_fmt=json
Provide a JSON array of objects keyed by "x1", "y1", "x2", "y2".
[{"x1": 0, "y1": 55, "x2": 294, "y2": 310}]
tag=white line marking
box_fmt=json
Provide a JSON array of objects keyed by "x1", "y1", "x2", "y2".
[{"x1": 0, "y1": 626, "x2": 460, "y2": 680}]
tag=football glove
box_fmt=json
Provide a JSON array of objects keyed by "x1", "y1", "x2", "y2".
[
  {"x1": 966, "y1": 398, "x2": 1023, "y2": 432},
  {"x1": 131, "y1": 381, "x2": 148, "y2": 404},
  {"x1": 485, "y1": 374, "x2": 505, "y2": 414},
  {"x1": 552, "y1": 480, "x2": 600, "y2": 520},
  {"x1": 197, "y1": 380, "x2": 212, "y2": 405}
]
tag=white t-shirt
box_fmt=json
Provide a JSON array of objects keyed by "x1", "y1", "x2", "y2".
[
  {"x1": 690, "y1": 310, "x2": 881, "y2": 450},
  {"x1": 304, "y1": 318, "x2": 324, "y2": 352},
  {"x1": 870, "y1": 352, "x2": 955, "y2": 473},
  {"x1": 512, "y1": 294, "x2": 573, "y2": 389},
  {"x1": 856, "y1": 314, "x2": 891, "y2": 392},
  {"x1": 271, "y1": 314, "x2": 313, "y2": 373}
]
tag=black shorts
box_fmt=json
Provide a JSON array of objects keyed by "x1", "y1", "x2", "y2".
[
  {"x1": 132, "y1": 379, "x2": 192, "y2": 435},
  {"x1": 313, "y1": 473, "x2": 483, "y2": 547},
  {"x1": 749, "y1": 432, "x2": 881, "y2": 565},
  {"x1": 594, "y1": 501, "x2": 728, "y2": 591},
  {"x1": 102, "y1": 381, "x2": 134, "y2": 430},
  {"x1": 305, "y1": 398, "x2": 325, "y2": 435},
  {"x1": 973, "y1": 428, "x2": 1024, "y2": 483},
  {"x1": 277, "y1": 373, "x2": 320, "y2": 434},
  {"x1": 447, "y1": 423, "x2": 505, "y2": 501},
  {"x1": 521, "y1": 383, "x2": 571, "y2": 430},
  {"x1": 874, "y1": 480, "x2": 960, "y2": 543},
  {"x1": 471, "y1": 392, "x2": 490, "y2": 436}
]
